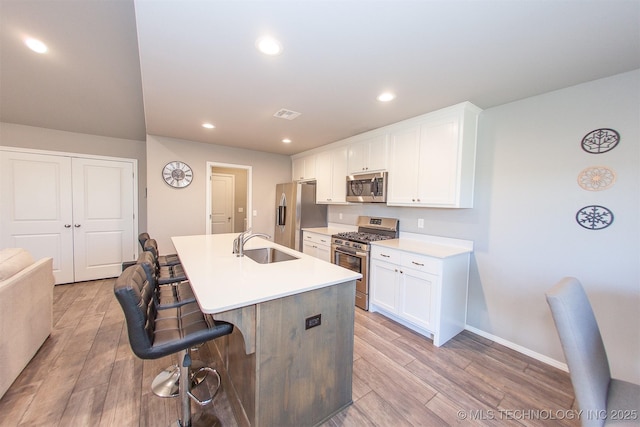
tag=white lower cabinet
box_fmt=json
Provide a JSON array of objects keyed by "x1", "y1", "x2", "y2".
[
  {"x1": 302, "y1": 231, "x2": 331, "y2": 263},
  {"x1": 370, "y1": 244, "x2": 469, "y2": 346}
]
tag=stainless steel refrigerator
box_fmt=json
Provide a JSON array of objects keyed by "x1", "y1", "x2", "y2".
[{"x1": 274, "y1": 181, "x2": 327, "y2": 251}]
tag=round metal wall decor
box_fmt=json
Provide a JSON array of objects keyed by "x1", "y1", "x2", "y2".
[
  {"x1": 577, "y1": 166, "x2": 616, "y2": 191},
  {"x1": 575, "y1": 205, "x2": 614, "y2": 230},
  {"x1": 581, "y1": 128, "x2": 620, "y2": 154}
]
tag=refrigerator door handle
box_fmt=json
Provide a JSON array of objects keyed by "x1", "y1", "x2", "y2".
[
  {"x1": 277, "y1": 205, "x2": 286, "y2": 226},
  {"x1": 277, "y1": 192, "x2": 287, "y2": 227}
]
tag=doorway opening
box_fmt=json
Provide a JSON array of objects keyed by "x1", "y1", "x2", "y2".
[{"x1": 206, "y1": 162, "x2": 252, "y2": 234}]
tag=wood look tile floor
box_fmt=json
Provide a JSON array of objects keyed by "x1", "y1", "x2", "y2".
[{"x1": 0, "y1": 279, "x2": 579, "y2": 427}]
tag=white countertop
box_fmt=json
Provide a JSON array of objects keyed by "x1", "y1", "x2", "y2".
[
  {"x1": 302, "y1": 223, "x2": 357, "y2": 236},
  {"x1": 371, "y1": 232, "x2": 474, "y2": 259},
  {"x1": 172, "y1": 233, "x2": 361, "y2": 314}
]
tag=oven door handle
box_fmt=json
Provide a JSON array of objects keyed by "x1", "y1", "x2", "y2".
[{"x1": 334, "y1": 246, "x2": 368, "y2": 258}]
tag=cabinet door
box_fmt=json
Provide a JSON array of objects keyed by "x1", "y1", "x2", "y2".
[
  {"x1": 399, "y1": 268, "x2": 438, "y2": 331},
  {"x1": 316, "y1": 244, "x2": 331, "y2": 263},
  {"x1": 418, "y1": 117, "x2": 460, "y2": 205},
  {"x1": 366, "y1": 134, "x2": 388, "y2": 172},
  {"x1": 303, "y1": 154, "x2": 317, "y2": 180},
  {"x1": 302, "y1": 240, "x2": 317, "y2": 257},
  {"x1": 347, "y1": 140, "x2": 367, "y2": 174},
  {"x1": 370, "y1": 260, "x2": 398, "y2": 313},
  {"x1": 387, "y1": 126, "x2": 420, "y2": 204},
  {"x1": 315, "y1": 151, "x2": 333, "y2": 202},
  {"x1": 292, "y1": 157, "x2": 306, "y2": 181},
  {"x1": 292, "y1": 155, "x2": 316, "y2": 181},
  {"x1": 330, "y1": 147, "x2": 348, "y2": 203},
  {"x1": 315, "y1": 148, "x2": 347, "y2": 204}
]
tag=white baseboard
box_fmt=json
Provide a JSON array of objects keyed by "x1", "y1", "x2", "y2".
[{"x1": 464, "y1": 325, "x2": 568, "y2": 372}]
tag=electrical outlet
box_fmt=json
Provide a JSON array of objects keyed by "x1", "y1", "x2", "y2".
[
  {"x1": 339, "y1": 213, "x2": 343, "y2": 220},
  {"x1": 238, "y1": 207, "x2": 243, "y2": 213},
  {"x1": 253, "y1": 210, "x2": 258, "y2": 217},
  {"x1": 418, "y1": 218, "x2": 424, "y2": 228},
  {"x1": 305, "y1": 314, "x2": 321, "y2": 330}
]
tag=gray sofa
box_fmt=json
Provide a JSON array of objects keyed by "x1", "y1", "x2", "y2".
[{"x1": 0, "y1": 248, "x2": 54, "y2": 398}]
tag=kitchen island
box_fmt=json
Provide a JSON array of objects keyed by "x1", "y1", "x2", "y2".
[{"x1": 172, "y1": 233, "x2": 361, "y2": 427}]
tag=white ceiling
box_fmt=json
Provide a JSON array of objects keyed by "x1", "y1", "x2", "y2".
[{"x1": 1, "y1": 0, "x2": 639, "y2": 155}]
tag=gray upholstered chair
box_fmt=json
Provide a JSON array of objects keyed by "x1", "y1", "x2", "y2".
[{"x1": 546, "y1": 277, "x2": 640, "y2": 427}]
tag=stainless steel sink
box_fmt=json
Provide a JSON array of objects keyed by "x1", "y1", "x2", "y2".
[{"x1": 243, "y1": 247, "x2": 299, "y2": 264}]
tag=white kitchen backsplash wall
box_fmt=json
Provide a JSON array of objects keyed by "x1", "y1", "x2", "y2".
[{"x1": 328, "y1": 69, "x2": 640, "y2": 383}]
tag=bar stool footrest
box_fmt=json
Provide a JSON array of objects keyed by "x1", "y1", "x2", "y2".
[{"x1": 188, "y1": 367, "x2": 221, "y2": 406}]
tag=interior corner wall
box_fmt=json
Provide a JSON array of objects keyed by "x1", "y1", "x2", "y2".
[
  {"x1": 0, "y1": 122, "x2": 148, "y2": 234},
  {"x1": 328, "y1": 69, "x2": 640, "y2": 383},
  {"x1": 146, "y1": 134, "x2": 291, "y2": 252}
]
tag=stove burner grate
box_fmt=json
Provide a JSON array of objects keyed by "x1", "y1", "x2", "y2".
[{"x1": 334, "y1": 232, "x2": 395, "y2": 244}]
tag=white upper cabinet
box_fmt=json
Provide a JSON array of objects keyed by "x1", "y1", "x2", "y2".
[
  {"x1": 316, "y1": 147, "x2": 348, "y2": 204},
  {"x1": 292, "y1": 154, "x2": 316, "y2": 181},
  {"x1": 387, "y1": 102, "x2": 481, "y2": 208},
  {"x1": 347, "y1": 134, "x2": 388, "y2": 174},
  {"x1": 291, "y1": 102, "x2": 481, "y2": 208}
]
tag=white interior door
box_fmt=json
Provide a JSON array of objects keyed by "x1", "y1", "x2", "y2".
[
  {"x1": 0, "y1": 151, "x2": 74, "y2": 283},
  {"x1": 72, "y1": 157, "x2": 135, "y2": 282},
  {"x1": 211, "y1": 173, "x2": 234, "y2": 234}
]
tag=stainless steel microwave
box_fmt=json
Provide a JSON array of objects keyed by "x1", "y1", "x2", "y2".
[{"x1": 346, "y1": 172, "x2": 387, "y2": 203}]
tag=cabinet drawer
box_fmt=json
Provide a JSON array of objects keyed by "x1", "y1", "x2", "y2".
[
  {"x1": 371, "y1": 246, "x2": 401, "y2": 263},
  {"x1": 401, "y1": 253, "x2": 440, "y2": 274},
  {"x1": 303, "y1": 232, "x2": 330, "y2": 247}
]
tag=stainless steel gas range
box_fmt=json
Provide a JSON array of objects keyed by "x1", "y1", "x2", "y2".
[{"x1": 331, "y1": 216, "x2": 399, "y2": 310}]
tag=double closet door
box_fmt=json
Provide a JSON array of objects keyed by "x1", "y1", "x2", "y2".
[{"x1": 1, "y1": 149, "x2": 138, "y2": 284}]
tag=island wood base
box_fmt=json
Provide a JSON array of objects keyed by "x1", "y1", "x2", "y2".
[{"x1": 210, "y1": 280, "x2": 356, "y2": 427}]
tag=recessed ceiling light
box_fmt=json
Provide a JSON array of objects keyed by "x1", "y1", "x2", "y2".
[
  {"x1": 202, "y1": 123, "x2": 215, "y2": 129},
  {"x1": 256, "y1": 36, "x2": 282, "y2": 56},
  {"x1": 282, "y1": 138, "x2": 292, "y2": 144},
  {"x1": 25, "y1": 37, "x2": 47, "y2": 54},
  {"x1": 377, "y1": 92, "x2": 396, "y2": 102}
]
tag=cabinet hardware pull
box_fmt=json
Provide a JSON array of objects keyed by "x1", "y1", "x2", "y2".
[
  {"x1": 64, "y1": 224, "x2": 71, "y2": 228},
  {"x1": 381, "y1": 254, "x2": 390, "y2": 257},
  {"x1": 74, "y1": 224, "x2": 81, "y2": 228},
  {"x1": 412, "y1": 261, "x2": 424, "y2": 266}
]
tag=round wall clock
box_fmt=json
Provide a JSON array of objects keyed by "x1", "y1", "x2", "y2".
[{"x1": 162, "y1": 161, "x2": 193, "y2": 188}]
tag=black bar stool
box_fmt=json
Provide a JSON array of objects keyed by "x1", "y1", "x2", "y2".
[
  {"x1": 137, "y1": 251, "x2": 195, "y2": 309},
  {"x1": 114, "y1": 265, "x2": 233, "y2": 427},
  {"x1": 144, "y1": 239, "x2": 187, "y2": 283},
  {"x1": 140, "y1": 233, "x2": 182, "y2": 267},
  {"x1": 135, "y1": 251, "x2": 208, "y2": 398}
]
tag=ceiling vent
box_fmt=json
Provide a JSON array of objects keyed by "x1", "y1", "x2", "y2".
[{"x1": 273, "y1": 109, "x2": 302, "y2": 120}]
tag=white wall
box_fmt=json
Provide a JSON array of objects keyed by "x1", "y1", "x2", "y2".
[
  {"x1": 146, "y1": 134, "x2": 291, "y2": 252},
  {"x1": 328, "y1": 70, "x2": 640, "y2": 383},
  {"x1": 0, "y1": 122, "x2": 147, "y2": 233}
]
